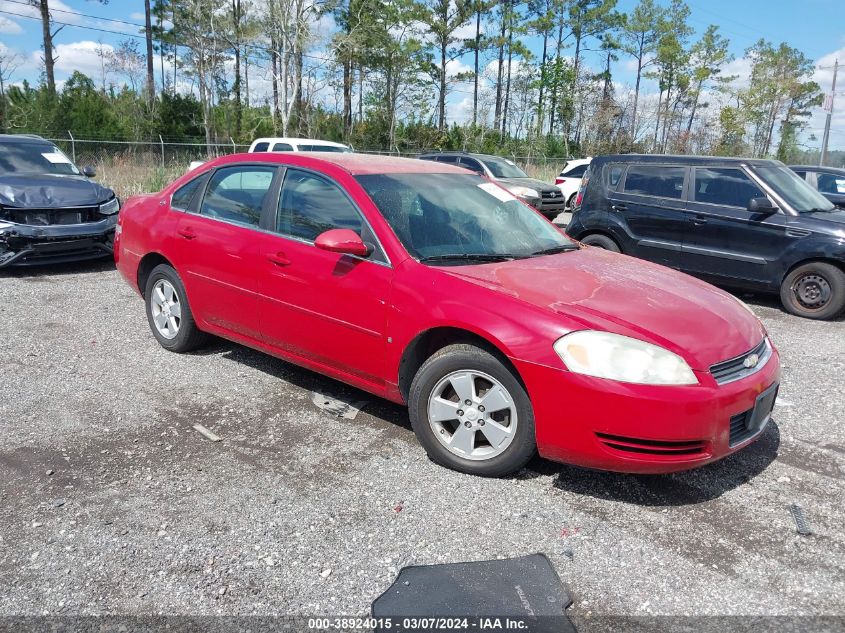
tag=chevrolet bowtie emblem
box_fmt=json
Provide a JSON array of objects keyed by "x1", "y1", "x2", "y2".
[{"x1": 743, "y1": 353, "x2": 760, "y2": 369}]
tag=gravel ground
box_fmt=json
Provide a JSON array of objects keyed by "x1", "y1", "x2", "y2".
[{"x1": 0, "y1": 259, "x2": 843, "y2": 628}]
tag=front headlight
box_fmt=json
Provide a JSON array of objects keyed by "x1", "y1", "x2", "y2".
[
  {"x1": 554, "y1": 330, "x2": 698, "y2": 385},
  {"x1": 99, "y1": 198, "x2": 120, "y2": 215},
  {"x1": 509, "y1": 185, "x2": 539, "y2": 199}
]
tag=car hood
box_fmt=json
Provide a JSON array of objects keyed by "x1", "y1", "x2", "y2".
[
  {"x1": 497, "y1": 177, "x2": 559, "y2": 193},
  {"x1": 0, "y1": 174, "x2": 114, "y2": 208},
  {"x1": 797, "y1": 208, "x2": 845, "y2": 235},
  {"x1": 442, "y1": 248, "x2": 765, "y2": 371}
]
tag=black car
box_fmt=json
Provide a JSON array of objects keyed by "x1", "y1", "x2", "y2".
[
  {"x1": 0, "y1": 134, "x2": 119, "y2": 268},
  {"x1": 566, "y1": 154, "x2": 845, "y2": 320},
  {"x1": 790, "y1": 165, "x2": 845, "y2": 209},
  {"x1": 418, "y1": 151, "x2": 567, "y2": 220}
]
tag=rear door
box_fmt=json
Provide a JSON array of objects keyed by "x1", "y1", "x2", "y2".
[
  {"x1": 174, "y1": 164, "x2": 278, "y2": 340},
  {"x1": 682, "y1": 166, "x2": 792, "y2": 284},
  {"x1": 611, "y1": 164, "x2": 689, "y2": 267}
]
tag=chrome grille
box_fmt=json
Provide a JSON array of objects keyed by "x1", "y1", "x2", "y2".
[{"x1": 710, "y1": 338, "x2": 772, "y2": 385}]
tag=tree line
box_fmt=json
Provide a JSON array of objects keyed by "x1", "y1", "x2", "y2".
[{"x1": 0, "y1": 0, "x2": 825, "y2": 162}]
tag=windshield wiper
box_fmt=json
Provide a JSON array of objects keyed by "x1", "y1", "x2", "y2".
[
  {"x1": 802, "y1": 207, "x2": 834, "y2": 213},
  {"x1": 418, "y1": 253, "x2": 521, "y2": 264},
  {"x1": 530, "y1": 244, "x2": 580, "y2": 256}
]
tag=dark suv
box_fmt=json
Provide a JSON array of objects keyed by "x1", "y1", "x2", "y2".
[
  {"x1": 567, "y1": 154, "x2": 845, "y2": 320},
  {"x1": 0, "y1": 134, "x2": 119, "y2": 268},
  {"x1": 418, "y1": 152, "x2": 567, "y2": 220}
]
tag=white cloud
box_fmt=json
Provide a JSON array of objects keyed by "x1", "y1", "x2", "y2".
[
  {"x1": 35, "y1": 40, "x2": 115, "y2": 79},
  {"x1": 446, "y1": 58, "x2": 472, "y2": 78},
  {"x1": 0, "y1": 15, "x2": 22, "y2": 34},
  {"x1": 130, "y1": 12, "x2": 145, "y2": 21}
]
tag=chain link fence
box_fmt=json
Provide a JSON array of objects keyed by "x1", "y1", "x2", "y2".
[{"x1": 38, "y1": 133, "x2": 567, "y2": 199}]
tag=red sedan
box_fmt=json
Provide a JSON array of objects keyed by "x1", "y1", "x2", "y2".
[{"x1": 115, "y1": 153, "x2": 780, "y2": 477}]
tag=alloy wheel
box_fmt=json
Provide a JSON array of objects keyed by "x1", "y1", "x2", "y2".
[
  {"x1": 150, "y1": 279, "x2": 182, "y2": 339},
  {"x1": 427, "y1": 370, "x2": 517, "y2": 461}
]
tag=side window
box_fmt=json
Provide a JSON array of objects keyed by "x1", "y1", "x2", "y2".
[
  {"x1": 623, "y1": 165, "x2": 685, "y2": 199},
  {"x1": 272, "y1": 143, "x2": 293, "y2": 152},
  {"x1": 565, "y1": 164, "x2": 587, "y2": 177},
  {"x1": 459, "y1": 157, "x2": 485, "y2": 174},
  {"x1": 817, "y1": 172, "x2": 845, "y2": 194},
  {"x1": 792, "y1": 170, "x2": 807, "y2": 181},
  {"x1": 252, "y1": 142, "x2": 270, "y2": 152},
  {"x1": 437, "y1": 155, "x2": 459, "y2": 164},
  {"x1": 607, "y1": 164, "x2": 624, "y2": 188},
  {"x1": 693, "y1": 168, "x2": 765, "y2": 208},
  {"x1": 200, "y1": 165, "x2": 276, "y2": 226},
  {"x1": 277, "y1": 169, "x2": 363, "y2": 241},
  {"x1": 171, "y1": 175, "x2": 206, "y2": 211}
]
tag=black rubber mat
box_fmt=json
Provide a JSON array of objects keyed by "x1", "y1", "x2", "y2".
[{"x1": 372, "y1": 553, "x2": 575, "y2": 632}]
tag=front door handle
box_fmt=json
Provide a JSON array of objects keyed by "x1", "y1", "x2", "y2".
[
  {"x1": 177, "y1": 227, "x2": 197, "y2": 240},
  {"x1": 267, "y1": 252, "x2": 291, "y2": 266},
  {"x1": 691, "y1": 215, "x2": 708, "y2": 225}
]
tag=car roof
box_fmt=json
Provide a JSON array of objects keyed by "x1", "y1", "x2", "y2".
[
  {"x1": 789, "y1": 164, "x2": 845, "y2": 175},
  {"x1": 208, "y1": 151, "x2": 471, "y2": 176},
  {"x1": 593, "y1": 154, "x2": 784, "y2": 167},
  {"x1": 0, "y1": 134, "x2": 49, "y2": 144},
  {"x1": 251, "y1": 137, "x2": 349, "y2": 147},
  {"x1": 418, "y1": 151, "x2": 507, "y2": 161}
]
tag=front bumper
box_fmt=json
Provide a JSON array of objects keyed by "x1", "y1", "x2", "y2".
[
  {"x1": 514, "y1": 346, "x2": 781, "y2": 474},
  {"x1": 0, "y1": 217, "x2": 117, "y2": 268}
]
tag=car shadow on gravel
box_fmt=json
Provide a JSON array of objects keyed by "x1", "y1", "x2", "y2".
[
  {"x1": 0, "y1": 257, "x2": 114, "y2": 279},
  {"x1": 539, "y1": 421, "x2": 781, "y2": 506}
]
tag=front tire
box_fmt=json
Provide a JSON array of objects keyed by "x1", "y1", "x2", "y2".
[
  {"x1": 144, "y1": 264, "x2": 208, "y2": 352},
  {"x1": 581, "y1": 233, "x2": 621, "y2": 252},
  {"x1": 780, "y1": 262, "x2": 845, "y2": 320},
  {"x1": 408, "y1": 344, "x2": 536, "y2": 477}
]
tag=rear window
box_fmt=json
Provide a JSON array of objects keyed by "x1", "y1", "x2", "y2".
[
  {"x1": 562, "y1": 164, "x2": 588, "y2": 177},
  {"x1": 623, "y1": 165, "x2": 685, "y2": 199}
]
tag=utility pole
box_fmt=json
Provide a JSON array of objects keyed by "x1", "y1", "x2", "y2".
[{"x1": 820, "y1": 58, "x2": 838, "y2": 167}]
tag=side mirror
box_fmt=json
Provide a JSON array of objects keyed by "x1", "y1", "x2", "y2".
[
  {"x1": 314, "y1": 228, "x2": 371, "y2": 257},
  {"x1": 82, "y1": 166, "x2": 97, "y2": 178},
  {"x1": 748, "y1": 197, "x2": 777, "y2": 214}
]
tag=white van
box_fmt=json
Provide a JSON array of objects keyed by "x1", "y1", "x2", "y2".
[{"x1": 248, "y1": 138, "x2": 352, "y2": 153}]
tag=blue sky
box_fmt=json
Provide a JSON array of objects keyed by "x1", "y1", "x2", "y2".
[{"x1": 0, "y1": 0, "x2": 842, "y2": 149}]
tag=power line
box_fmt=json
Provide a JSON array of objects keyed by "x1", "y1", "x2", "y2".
[{"x1": 2, "y1": 0, "x2": 147, "y2": 30}]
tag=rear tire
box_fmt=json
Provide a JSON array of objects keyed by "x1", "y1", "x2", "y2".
[
  {"x1": 780, "y1": 262, "x2": 845, "y2": 320},
  {"x1": 581, "y1": 233, "x2": 621, "y2": 253},
  {"x1": 144, "y1": 264, "x2": 209, "y2": 352},
  {"x1": 408, "y1": 344, "x2": 536, "y2": 477}
]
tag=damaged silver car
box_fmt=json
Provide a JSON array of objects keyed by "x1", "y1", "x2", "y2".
[{"x1": 0, "y1": 134, "x2": 119, "y2": 268}]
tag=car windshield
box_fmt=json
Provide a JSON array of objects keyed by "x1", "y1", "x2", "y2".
[
  {"x1": 356, "y1": 173, "x2": 576, "y2": 264},
  {"x1": 752, "y1": 165, "x2": 834, "y2": 213},
  {"x1": 480, "y1": 157, "x2": 529, "y2": 179},
  {"x1": 0, "y1": 142, "x2": 80, "y2": 176}
]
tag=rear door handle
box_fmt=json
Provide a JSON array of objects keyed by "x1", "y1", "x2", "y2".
[
  {"x1": 691, "y1": 215, "x2": 708, "y2": 225},
  {"x1": 611, "y1": 203, "x2": 627, "y2": 211},
  {"x1": 177, "y1": 227, "x2": 197, "y2": 240},
  {"x1": 267, "y1": 252, "x2": 291, "y2": 266}
]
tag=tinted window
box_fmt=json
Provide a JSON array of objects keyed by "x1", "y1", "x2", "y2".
[
  {"x1": 693, "y1": 168, "x2": 765, "y2": 208},
  {"x1": 200, "y1": 166, "x2": 276, "y2": 226},
  {"x1": 277, "y1": 169, "x2": 362, "y2": 241},
  {"x1": 623, "y1": 165, "x2": 685, "y2": 199},
  {"x1": 563, "y1": 164, "x2": 587, "y2": 177},
  {"x1": 356, "y1": 173, "x2": 575, "y2": 261},
  {"x1": 435, "y1": 155, "x2": 459, "y2": 163},
  {"x1": 272, "y1": 143, "x2": 293, "y2": 152},
  {"x1": 817, "y1": 172, "x2": 845, "y2": 194},
  {"x1": 252, "y1": 142, "x2": 270, "y2": 152},
  {"x1": 792, "y1": 170, "x2": 807, "y2": 181},
  {"x1": 607, "y1": 164, "x2": 624, "y2": 187},
  {"x1": 0, "y1": 142, "x2": 80, "y2": 175},
  {"x1": 172, "y1": 176, "x2": 205, "y2": 211},
  {"x1": 459, "y1": 157, "x2": 485, "y2": 174}
]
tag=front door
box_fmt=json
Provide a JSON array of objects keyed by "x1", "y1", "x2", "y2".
[
  {"x1": 611, "y1": 164, "x2": 689, "y2": 267},
  {"x1": 173, "y1": 164, "x2": 278, "y2": 340},
  {"x1": 256, "y1": 168, "x2": 393, "y2": 385},
  {"x1": 682, "y1": 166, "x2": 793, "y2": 285}
]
